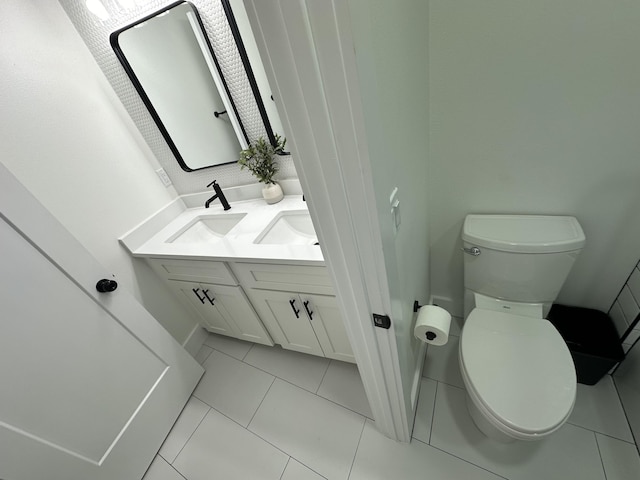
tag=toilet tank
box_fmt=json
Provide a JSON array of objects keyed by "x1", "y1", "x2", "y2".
[{"x1": 462, "y1": 215, "x2": 585, "y2": 305}]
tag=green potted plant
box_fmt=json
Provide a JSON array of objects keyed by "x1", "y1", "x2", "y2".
[{"x1": 238, "y1": 134, "x2": 286, "y2": 204}]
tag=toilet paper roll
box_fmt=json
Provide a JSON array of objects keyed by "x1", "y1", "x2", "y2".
[{"x1": 414, "y1": 305, "x2": 451, "y2": 346}]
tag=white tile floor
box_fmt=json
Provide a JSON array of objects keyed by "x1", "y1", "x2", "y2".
[{"x1": 144, "y1": 331, "x2": 640, "y2": 480}]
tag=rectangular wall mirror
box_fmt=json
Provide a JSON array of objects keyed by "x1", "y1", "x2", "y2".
[{"x1": 110, "y1": 0, "x2": 285, "y2": 172}]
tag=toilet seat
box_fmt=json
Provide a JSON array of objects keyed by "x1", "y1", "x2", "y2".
[{"x1": 460, "y1": 308, "x2": 576, "y2": 440}]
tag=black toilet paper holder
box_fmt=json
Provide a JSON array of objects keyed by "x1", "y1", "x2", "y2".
[{"x1": 413, "y1": 300, "x2": 438, "y2": 341}]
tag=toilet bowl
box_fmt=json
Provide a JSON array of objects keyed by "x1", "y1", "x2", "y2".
[
  {"x1": 459, "y1": 308, "x2": 576, "y2": 442},
  {"x1": 460, "y1": 214, "x2": 585, "y2": 442}
]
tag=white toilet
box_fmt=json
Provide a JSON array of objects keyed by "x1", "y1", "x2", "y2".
[{"x1": 459, "y1": 214, "x2": 585, "y2": 442}]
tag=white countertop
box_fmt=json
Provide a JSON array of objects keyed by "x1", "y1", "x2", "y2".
[{"x1": 120, "y1": 193, "x2": 325, "y2": 265}]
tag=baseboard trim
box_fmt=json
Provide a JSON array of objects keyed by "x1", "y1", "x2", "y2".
[
  {"x1": 431, "y1": 295, "x2": 463, "y2": 318},
  {"x1": 182, "y1": 324, "x2": 208, "y2": 357}
]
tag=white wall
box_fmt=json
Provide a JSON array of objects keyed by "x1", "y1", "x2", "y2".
[
  {"x1": 348, "y1": 0, "x2": 430, "y2": 412},
  {"x1": 428, "y1": 0, "x2": 640, "y2": 315},
  {"x1": 0, "y1": 0, "x2": 199, "y2": 343}
]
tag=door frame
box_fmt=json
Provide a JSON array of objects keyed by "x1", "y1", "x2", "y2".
[{"x1": 245, "y1": 0, "x2": 411, "y2": 440}]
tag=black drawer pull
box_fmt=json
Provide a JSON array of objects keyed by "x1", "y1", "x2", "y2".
[
  {"x1": 202, "y1": 289, "x2": 215, "y2": 305},
  {"x1": 192, "y1": 288, "x2": 206, "y2": 304},
  {"x1": 289, "y1": 299, "x2": 300, "y2": 318},
  {"x1": 303, "y1": 300, "x2": 314, "y2": 320}
]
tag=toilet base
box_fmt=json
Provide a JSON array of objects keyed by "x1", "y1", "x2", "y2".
[{"x1": 465, "y1": 393, "x2": 515, "y2": 443}]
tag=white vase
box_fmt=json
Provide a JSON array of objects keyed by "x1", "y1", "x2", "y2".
[{"x1": 262, "y1": 182, "x2": 284, "y2": 204}]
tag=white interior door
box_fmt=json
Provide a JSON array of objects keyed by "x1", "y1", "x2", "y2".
[{"x1": 0, "y1": 165, "x2": 204, "y2": 480}]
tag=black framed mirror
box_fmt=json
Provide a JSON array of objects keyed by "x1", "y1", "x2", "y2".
[
  {"x1": 220, "y1": 0, "x2": 286, "y2": 154},
  {"x1": 110, "y1": 0, "x2": 285, "y2": 173}
]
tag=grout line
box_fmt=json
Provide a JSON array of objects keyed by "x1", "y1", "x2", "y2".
[
  {"x1": 247, "y1": 376, "x2": 277, "y2": 427},
  {"x1": 166, "y1": 458, "x2": 189, "y2": 480},
  {"x1": 610, "y1": 376, "x2": 639, "y2": 450},
  {"x1": 205, "y1": 343, "x2": 252, "y2": 363},
  {"x1": 169, "y1": 403, "x2": 211, "y2": 464},
  {"x1": 245, "y1": 423, "x2": 317, "y2": 469},
  {"x1": 285, "y1": 458, "x2": 329, "y2": 480},
  {"x1": 421, "y1": 375, "x2": 465, "y2": 391},
  {"x1": 242, "y1": 342, "x2": 256, "y2": 361},
  {"x1": 194, "y1": 352, "x2": 366, "y2": 475},
  {"x1": 239, "y1": 347, "x2": 330, "y2": 394},
  {"x1": 279, "y1": 457, "x2": 291, "y2": 480},
  {"x1": 195, "y1": 344, "x2": 213, "y2": 365},
  {"x1": 346, "y1": 418, "x2": 368, "y2": 479},
  {"x1": 594, "y1": 432, "x2": 609, "y2": 480},
  {"x1": 429, "y1": 381, "x2": 439, "y2": 445},
  {"x1": 239, "y1": 377, "x2": 362, "y2": 479},
  {"x1": 231, "y1": 349, "x2": 371, "y2": 420},
  {"x1": 198, "y1": 344, "x2": 370, "y2": 430},
  {"x1": 435, "y1": 381, "x2": 465, "y2": 392},
  {"x1": 412, "y1": 438, "x2": 510, "y2": 480},
  {"x1": 313, "y1": 392, "x2": 372, "y2": 420},
  {"x1": 208, "y1": 336, "x2": 366, "y2": 416},
  {"x1": 409, "y1": 384, "x2": 421, "y2": 439},
  {"x1": 277, "y1": 376, "x2": 371, "y2": 420},
  {"x1": 315, "y1": 358, "x2": 332, "y2": 394},
  {"x1": 194, "y1": 395, "x2": 295, "y2": 461},
  {"x1": 566, "y1": 419, "x2": 636, "y2": 445}
]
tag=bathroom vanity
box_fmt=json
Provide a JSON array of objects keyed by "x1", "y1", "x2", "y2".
[{"x1": 120, "y1": 187, "x2": 355, "y2": 363}]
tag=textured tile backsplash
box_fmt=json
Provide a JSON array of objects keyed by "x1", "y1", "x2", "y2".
[
  {"x1": 609, "y1": 259, "x2": 640, "y2": 352},
  {"x1": 58, "y1": 0, "x2": 296, "y2": 195}
]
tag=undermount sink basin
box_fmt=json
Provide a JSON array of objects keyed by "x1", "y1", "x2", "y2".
[
  {"x1": 167, "y1": 213, "x2": 247, "y2": 244},
  {"x1": 255, "y1": 211, "x2": 318, "y2": 245}
]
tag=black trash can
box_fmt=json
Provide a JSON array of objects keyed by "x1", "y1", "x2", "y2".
[{"x1": 547, "y1": 304, "x2": 625, "y2": 385}]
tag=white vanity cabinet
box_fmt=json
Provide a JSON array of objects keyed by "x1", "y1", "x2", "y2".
[
  {"x1": 232, "y1": 262, "x2": 355, "y2": 363},
  {"x1": 147, "y1": 258, "x2": 274, "y2": 346},
  {"x1": 169, "y1": 280, "x2": 236, "y2": 336}
]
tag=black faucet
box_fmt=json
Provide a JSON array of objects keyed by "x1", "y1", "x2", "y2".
[{"x1": 205, "y1": 180, "x2": 231, "y2": 210}]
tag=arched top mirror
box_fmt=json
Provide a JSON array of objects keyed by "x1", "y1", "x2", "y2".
[{"x1": 110, "y1": 0, "x2": 285, "y2": 172}]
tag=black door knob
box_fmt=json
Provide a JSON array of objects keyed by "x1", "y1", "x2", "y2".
[{"x1": 96, "y1": 279, "x2": 118, "y2": 293}]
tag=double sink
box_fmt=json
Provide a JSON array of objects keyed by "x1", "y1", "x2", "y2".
[
  {"x1": 123, "y1": 195, "x2": 323, "y2": 263},
  {"x1": 168, "y1": 210, "x2": 318, "y2": 246}
]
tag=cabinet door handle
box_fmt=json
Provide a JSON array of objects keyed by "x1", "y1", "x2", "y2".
[
  {"x1": 202, "y1": 289, "x2": 215, "y2": 305},
  {"x1": 303, "y1": 300, "x2": 314, "y2": 320},
  {"x1": 192, "y1": 288, "x2": 206, "y2": 304},
  {"x1": 289, "y1": 299, "x2": 300, "y2": 318}
]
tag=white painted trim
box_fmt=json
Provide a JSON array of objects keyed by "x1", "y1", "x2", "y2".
[
  {"x1": 181, "y1": 324, "x2": 209, "y2": 357},
  {"x1": 245, "y1": 0, "x2": 410, "y2": 440}
]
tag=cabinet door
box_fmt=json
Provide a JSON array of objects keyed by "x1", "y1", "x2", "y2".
[
  {"x1": 168, "y1": 280, "x2": 238, "y2": 338},
  {"x1": 304, "y1": 294, "x2": 356, "y2": 363},
  {"x1": 208, "y1": 284, "x2": 274, "y2": 346},
  {"x1": 247, "y1": 289, "x2": 324, "y2": 356}
]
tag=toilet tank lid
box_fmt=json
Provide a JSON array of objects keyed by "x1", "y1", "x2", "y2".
[{"x1": 462, "y1": 215, "x2": 585, "y2": 253}]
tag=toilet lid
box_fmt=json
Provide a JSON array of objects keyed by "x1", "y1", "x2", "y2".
[{"x1": 460, "y1": 309, "x2": 576, "y2": 434}]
